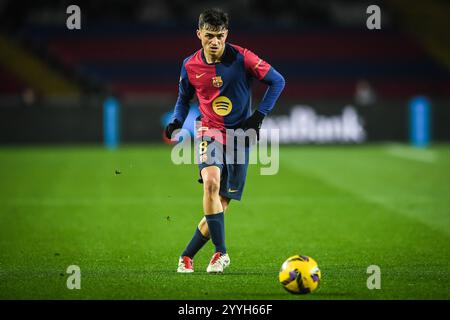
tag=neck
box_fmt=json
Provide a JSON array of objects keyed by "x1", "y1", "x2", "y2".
[{"x1": 204, "y1": 46, "x2": 225, "y2": 64}]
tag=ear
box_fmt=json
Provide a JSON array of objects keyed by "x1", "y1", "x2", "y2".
[{"x1": 196, "y1": 29, "x2": 202, "y2": 40}]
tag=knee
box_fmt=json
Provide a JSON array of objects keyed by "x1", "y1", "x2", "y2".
[
  {"x1": 221, "y1": 201, "x2": 229, "y2": 212},
  {"x1": 203, "y1": 175, "x2": 220, "y2": 197}
]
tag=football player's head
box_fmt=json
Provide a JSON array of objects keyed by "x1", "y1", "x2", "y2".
[{"x1": 197, "y1": 8, "x2": 229, "y2": 58}]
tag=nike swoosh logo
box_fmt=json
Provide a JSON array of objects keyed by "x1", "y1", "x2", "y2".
[
  {"x1": 228, "y1": 189, "x2": 239, "y2": 193},
  {"x1": 196, "y1": 73, "x2": 206, "y2": 79}
]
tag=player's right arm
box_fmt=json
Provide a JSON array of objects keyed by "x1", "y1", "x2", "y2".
[{"x1": 165, "y1": 59, "x2": 195, "y2": 139}]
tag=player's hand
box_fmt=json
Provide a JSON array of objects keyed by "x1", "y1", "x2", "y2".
[
  {"x1": 243, "y1": 110, "x2": 265, "y2": 139},
  {"x1": 165, "y1": 119, "x2": 182, "y2": 139}
]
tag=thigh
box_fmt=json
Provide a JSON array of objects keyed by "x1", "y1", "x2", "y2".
[
  {"x1": 219, "y1": 145, "x2": 250, "y2": 201},
  {"x1": 197, "y1": 139, "x2": 224, "y2": 183}
]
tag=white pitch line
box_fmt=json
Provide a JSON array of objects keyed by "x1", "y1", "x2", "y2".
[
  {"x1": 0, "y1": 197, "x2": 199, "y2": 206},
  {"x1": 386, "y1": 145, "x2": 436, "y2": 163}
]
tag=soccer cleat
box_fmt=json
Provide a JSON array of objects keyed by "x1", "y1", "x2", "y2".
[
  {"x1": 206, "y1": 252, "x2": 230, "y2": 273},
  {"x1": 177, "y1": 256, "x2": 194, "y2": 273}
]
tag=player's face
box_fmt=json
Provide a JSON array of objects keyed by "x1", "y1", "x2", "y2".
[{"x1": 197, "y1": 27, "x2": 228, "y2": 58}]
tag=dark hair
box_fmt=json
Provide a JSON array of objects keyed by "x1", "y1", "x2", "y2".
[{"x1": 198, "y1": 8, "x2": 229, "y2": 31}]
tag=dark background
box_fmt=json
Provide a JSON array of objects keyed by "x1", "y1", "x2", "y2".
[{"x1": 0, "y1": 0, "x2": 449, "y2": 144}]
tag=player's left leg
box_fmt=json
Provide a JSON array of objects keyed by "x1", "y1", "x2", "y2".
[
  {"x1": 205, "y1": 141, "x2": 250, "y2": 273},
  {"x1": 198, "y1": 196, "x2": 231, "y2": 238},
  {"x1": 178, "y1": 198, "x2": 230, "y2": 273}
]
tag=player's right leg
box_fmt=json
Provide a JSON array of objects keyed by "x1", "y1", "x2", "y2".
[
  {"x1": 177, "y1": 139, "x2": 225, "y2": 273},
  {"x1": 201, "y1": 166, "x2": 231, "y2": 273},
  {"x1": 202, "y1": 166, "x2": 223, "y2": 213},
  {"x1": 198, "y1": 196, "x2": 230, "y2": 237}
]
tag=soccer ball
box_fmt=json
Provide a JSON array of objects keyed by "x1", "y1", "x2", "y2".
[{"x1": 278, "y1": 255, "x2": 321, "y2": 294}]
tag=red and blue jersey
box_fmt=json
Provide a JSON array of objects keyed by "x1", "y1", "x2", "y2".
[{"x1": 173, "y1": 43, "x2": 285, "y2": 143}]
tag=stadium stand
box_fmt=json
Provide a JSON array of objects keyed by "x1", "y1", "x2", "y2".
[
  {"x1": 1, "y1": 0, "x2": 450, "y2": 99},
  {"x1": 18, "y1": 25, "x2": 450, "y2": 99},
  {"x1": 0, "y1": 65, "x2": 24, "y2": 94}
]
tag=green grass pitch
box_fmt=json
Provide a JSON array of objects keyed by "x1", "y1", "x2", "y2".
[{"x1": 0, "y1": 144, "x2": 449, "y2": 299}]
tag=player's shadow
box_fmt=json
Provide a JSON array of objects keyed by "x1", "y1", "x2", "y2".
[
  {"x1": 177, "y1": 271, "x2": 277, "y2": 277},
  {"x1": 151, "y1": 270, "x2": 276, "y2": 276},
  {"x1": 208, "y1": 271, "x2": 276, "y2": 276},
  {"x1": 242, "y1": 291, "x2": 356, "y2": 299}
]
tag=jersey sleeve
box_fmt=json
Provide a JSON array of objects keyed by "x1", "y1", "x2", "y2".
[
  {"x1": 172, "y1": 59, "x2": 195, "y2": 124},
  {"x1": 257, "y1": 67, "x2": 285, "y2": 115},
  {"x1": 242, "y1": 48, "x2": 271, "y2": 80}
]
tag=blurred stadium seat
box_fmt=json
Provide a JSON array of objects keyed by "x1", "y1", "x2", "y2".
[
  {"x1": 0, "y1": 0, "x2": 447, "y2": 100},
  {"x1": 17, "y1": 25, "x2": 450, "y2": 99},
  {"x1": 0, "y1": 0, "x2": 449, "y2": 143},
  {"x1": 0, "y1": 65, "x2": 24, "y2": 94}
]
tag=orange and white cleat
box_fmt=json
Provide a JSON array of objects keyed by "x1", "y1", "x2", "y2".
[
  {"x1": 177, "y1": 256, "x2": 194, "y2": 273},
  {"x1": 206, "y1": 252, "x2": 230, "y2": 273}
]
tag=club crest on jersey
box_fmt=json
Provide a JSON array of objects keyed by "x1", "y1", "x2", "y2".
[{"x1": 212, "y1": 76, "x2": 223, "y2": 88}]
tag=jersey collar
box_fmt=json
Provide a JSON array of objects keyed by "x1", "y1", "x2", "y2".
[{"x1": 201, "y1": 43, "x2": 230, "y2": 65}]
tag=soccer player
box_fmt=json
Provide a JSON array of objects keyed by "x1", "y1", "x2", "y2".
[{"x1": 165, "y1": 8, "x2": 285, "y2": 273}]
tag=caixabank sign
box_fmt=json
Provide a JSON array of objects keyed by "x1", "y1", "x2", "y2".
[
  {"x1": 261, "y1": 105, "x2": 366, "y2": 144},
  {"x1": 1, "y1": 98, "x2": 448, "y2": 144},
  {"x1": 261, "y1": 100, "x2": 412, "y2": 144}
]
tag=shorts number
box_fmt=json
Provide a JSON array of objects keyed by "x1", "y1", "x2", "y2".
[{"x1": 199, "y1": 141, "x2": 208, "y2": 155}]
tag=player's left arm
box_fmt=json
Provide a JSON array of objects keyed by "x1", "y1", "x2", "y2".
[
  {"x1": 258, "y1": 67, "x2": 285, "y2": 115},
  {"x1": 242, "y1": 49, "x2": 285, "y2": 131}
]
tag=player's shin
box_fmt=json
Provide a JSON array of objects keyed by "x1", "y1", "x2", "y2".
[
  {"x1": 181, "y1": 227, "x2": 210, "y2": 259},
  {"x1": 204, "y1": 212, "x2": 226, "y2": 254}
]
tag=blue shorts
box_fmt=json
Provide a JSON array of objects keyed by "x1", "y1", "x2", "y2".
[{"x1": 197, "y1": 138, "x2": 250, "y2": 201}]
